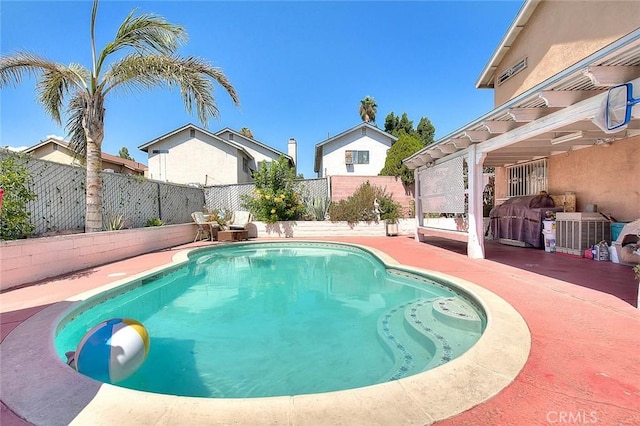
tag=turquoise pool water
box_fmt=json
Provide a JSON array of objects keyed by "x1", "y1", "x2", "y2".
[{"x1": 55, "y1": 242, "x2": 485, "y2": 398}]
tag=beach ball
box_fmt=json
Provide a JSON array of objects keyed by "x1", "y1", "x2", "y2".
[{"x1": 75, "y1": 318, "x2": 150, "y2": 384}]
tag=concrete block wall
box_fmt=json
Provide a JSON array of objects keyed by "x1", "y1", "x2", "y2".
[
  {"x1": 330, "y1": 176, "x2": 415, "y2": 217},
  {"x1": 0, "y1": 224, "x2": 196, "y2": 291}
]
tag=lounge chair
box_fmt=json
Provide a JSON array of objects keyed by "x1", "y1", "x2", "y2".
[
  {"x1": 227, "y1": 210, "x2": 253, "y2": 230},
  {"x1": 191, "y1": 212, "x2": 219, "y2": 242}
]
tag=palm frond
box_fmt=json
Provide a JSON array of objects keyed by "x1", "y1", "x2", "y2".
[
  {"x1": 66, "y1": 94, "x2": 89, "y2": 157},
  {"x1": 37, "y1": 63, "x2": 91, "y2": 124},
  {"x1": 104, "y1": 54, "x2": 239, "y2": 127},
  {"x1": 0, "y1": 52, "x2": 88, "y2": 124},
  {"x1": 97, "y1": 10, "x2": 187, "y2": 73}
]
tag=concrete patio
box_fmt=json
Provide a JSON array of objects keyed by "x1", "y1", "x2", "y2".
[{"x1": 1, "y1": 236, "x2": 639, "y2": 425}]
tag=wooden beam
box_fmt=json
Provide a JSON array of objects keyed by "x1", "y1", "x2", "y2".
[
  {"x1": 508, "y1": 107, "x2": 562, "y2": 122},
  {"x1": 583, "y1": 65, "x2": 640, "y2": 87},
  {"x1": 483, "y1": 121, "x2": 519, "y2": 134},
  {"x1": 451, "y1": 138, "x2": 471, "y2": 149},
  {"x1": 437, "y1": 143, "x2": 457, "y2": 154},
  {"x1": 464, "y1": 130, "x2": 490, "y2": 142},
  {"x1": 539, "y1": 90, "x2": 599, "y2": 107}
]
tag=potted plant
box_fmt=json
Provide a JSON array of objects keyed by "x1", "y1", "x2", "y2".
[{"x1": 379, "y1": 196, "x2": 403, "y2": 236}]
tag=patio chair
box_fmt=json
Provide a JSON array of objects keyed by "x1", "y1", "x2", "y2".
[
  {"x1": 227, "y1": 210, "x2": 253, "y2": 230},
  {"x1": 191, "y1": 212, "x2": 218, "y2": 242}
]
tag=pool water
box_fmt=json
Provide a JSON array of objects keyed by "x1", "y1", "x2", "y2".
[{"x1": 55, "y1": 242, "x2": 485, "y2": 398}]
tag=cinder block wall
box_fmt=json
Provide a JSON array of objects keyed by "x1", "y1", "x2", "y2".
[
  {"x1": 330, "y1": 176, "x2": 415, "y2": 216},
  {"x1": 0, "y1": 224, "x2": 196, "y2": 291}
]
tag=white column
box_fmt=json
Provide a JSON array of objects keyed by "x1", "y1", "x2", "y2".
[
  {"x1": 414, "y1": 167, "x2": 424, "y2": 241},
  {"x1": 467, "y1": 145, "x2": 486, "y2": 259}
]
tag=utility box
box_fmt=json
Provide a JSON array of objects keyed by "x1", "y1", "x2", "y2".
[{"x1": 555, "y1": 212, "x2": 611, "y2": 257}]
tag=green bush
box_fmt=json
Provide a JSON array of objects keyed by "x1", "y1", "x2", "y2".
[
  {"x1": 145, "y1": 218, "x2": 164, "y2": 227},
  {"x1": 242, "y1": 157, "x2": 306, "y2": 223},
  {"x1": 328, "y1": 181, "x2": 401, "y2": 225},
  {"x1": 0, "y1": 154, "x2": 37, "y2": 240}
]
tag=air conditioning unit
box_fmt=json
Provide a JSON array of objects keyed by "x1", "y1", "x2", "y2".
[
  {"x1": 345, "y1": 152, "x2": 353, "y2": 165},
  {"x1": 555, "y1": 212, "x2": 611, "y2": 256}
]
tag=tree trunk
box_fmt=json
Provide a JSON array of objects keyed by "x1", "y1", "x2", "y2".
[{"x1": 84, "y1": 94, "x2": 105, "y2": 233}]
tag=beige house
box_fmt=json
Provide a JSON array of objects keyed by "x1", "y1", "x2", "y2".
[
  {"x1": 138, "y1": 124, "x2": 296, "y2": 186},
  {"x1": 314, "y1": 122, "x2": 397, "y2": 178},
  {"x1": 405, "y1": 0, "x2": 640, "y2": 258},
  {"x1": 24, "y1": 136, "x2": 148, "y2": 176}
]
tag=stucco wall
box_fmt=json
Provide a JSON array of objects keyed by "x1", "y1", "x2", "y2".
[
  {"x1": 548, "y1": 136, "x2": 640, "y2": 221},
  {"x1": 494, "y1": 1, "x2": 640, "y2": 106},
  {"x1": 330, "y1": 175, "x2": 415, "y2": 217},
  {"x1": 319, "y1": 130, "x2": 393, "y2": 177},
  {"x1": 147, "y1": 129, "x2": 240, "y2": 185},
  {"x1": 0, "y1": 224, "x2": 196, "y2": 291}
]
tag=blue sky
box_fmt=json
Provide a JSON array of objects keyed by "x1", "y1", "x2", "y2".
[{"x1": 1, "y1": 0, "x2": 524, "y2": 178}]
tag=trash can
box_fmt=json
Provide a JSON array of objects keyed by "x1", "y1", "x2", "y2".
[{"x1": 542, "y1": 219, "x2": 556, "y2": 253}]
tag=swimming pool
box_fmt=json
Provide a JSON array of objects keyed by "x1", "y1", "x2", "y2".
[
  {"x1": 2, "y1": 240, "x2": 530, "y2": 424},
  {"x1": 55, "y1": 242, "x2": 485, "y2": 398}
]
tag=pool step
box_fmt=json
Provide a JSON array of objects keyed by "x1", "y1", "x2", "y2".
[
  {"x1": 378, "y1": 297, "x2": 485, "y2": 379},
  {"x1": 377, "y1": 298, "x2": 438, "y2": 381}
]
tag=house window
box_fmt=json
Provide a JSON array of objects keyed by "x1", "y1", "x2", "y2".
[
  {"x1": 52, "y1": 144, "x2": 58, "y2": 151},
  {"x1": 190, "y1": 128, "x2": 195, "y2": 138},
  {"x1": 229, "y1": 133, "x2": 234, "y2": 140},
  {"x1": 243, "y1": 158, "x2": 249, "y2": 173},
  {"x1": 361, "y1": 127, "x2": 367, "y2": 136},
  {"x1": 345, "y1": 150, "x2": 369, "y2": 165},
  {"x1": 506, "y1": 158, "x2": 548, "y2": 197}
]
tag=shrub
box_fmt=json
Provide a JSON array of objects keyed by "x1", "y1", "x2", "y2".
[
  {"x1": 145, "y1": 218, "x2": 164, "y2": 227},
  {"x1": 0, "y1": 154, "x2": 37, "y2": 240},
  {"x1": 242, "y1": 157, "x2": 306, "y2": 223},
  {"x1": 302, "y1": 196, "x2": 329, "y2": 221},
  {"x1": 104, "y1": 213, "x2": 129, "y2": 231},
  {"x1": 328, "y1": 181, "x2": 401, "y2": 224}
]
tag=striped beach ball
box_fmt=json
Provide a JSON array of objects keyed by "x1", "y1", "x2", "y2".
[{"x1": 75, "y1": 318, "x2": 150, "y2": 384}]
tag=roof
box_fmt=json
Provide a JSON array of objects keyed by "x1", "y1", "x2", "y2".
[
  {"x1": 24, "y1": 137, "x2": 147, "y2": 173},
  {"x1": 214, "y1": 127, "x2": 293, "y2": 162},
  {"x1": 405, "y1": 28, "x2": 640, "y2": 170},
  {"x1": 313, "y1": 122, "x2": 397, "y2": 172},
  {"x1": 138, "y1": 123, "x2": 253, "y2": 160},
  {"x1": 476, "y1": 0, "x2": 541, "y2": 89}
]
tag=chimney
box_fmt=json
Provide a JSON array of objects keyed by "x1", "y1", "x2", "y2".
[{"x1": 288, "y1": 138, "x2": 297, "y2": 168}]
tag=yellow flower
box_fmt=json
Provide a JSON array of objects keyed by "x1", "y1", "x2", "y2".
[
  {"x1": 265, "y1": 194, "x2": 271, "y2": 200},
  {"x1": 274, "y1": 197, "x2": 281, "y2": 203},
  {"x1": 271, "y1": 209, "x2": 276, "y2": 214}
]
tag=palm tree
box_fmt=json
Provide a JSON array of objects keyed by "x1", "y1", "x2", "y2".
[
  {"x1": 359, "y1": 96, "x2": 377, "y2": 124},
  {"x1": 0, "y1": 0, "x2": 239, "y2": 232},
  {"x1": 240, "y1": 127, "x2": 254, "y2": 138}
]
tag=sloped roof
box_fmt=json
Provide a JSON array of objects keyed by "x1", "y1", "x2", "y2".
[
  {"x1": 138, "y1": 123, "x2": 253, "y2": 159},
  {"x1": 313, "y1": 122, "x2": 397, "y2": 172},
  {"x1": 214, "y1": 127, "x2": 293, "y2": 162},
  {"x1": 24, "y1": 137, "x2": 147, "y2": 173}
]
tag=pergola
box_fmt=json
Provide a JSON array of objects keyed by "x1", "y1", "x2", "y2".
[{"x1": 404, "y1": 29, "x2": 640, "y2": 259}]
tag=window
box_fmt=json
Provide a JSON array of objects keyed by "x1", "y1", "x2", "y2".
[
  {"x1": 190, "y1": 128, "x2": 195, "y2": 138},
  {"x1": 361, "y1": 127, "x2": 367, "y2": 136},
  {"x1": 506, "y1": 159, "x2": 548, "y2": 197},
  {"x1": 242, "y1": 158, "x2": 249, "y2": 173},
  {"x1": 229, "y1": 133, "x2": 234, "y2": 140},
  {"x1": 345, "y1": 150, "x2": 369, "y2": 165}
]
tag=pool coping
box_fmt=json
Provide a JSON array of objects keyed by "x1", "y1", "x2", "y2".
[{"x1": 0, "y1": 241, "x2": 531, "y2": 425}]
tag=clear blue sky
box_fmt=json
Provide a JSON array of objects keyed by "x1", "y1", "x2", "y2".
[{"x1": 1, "y1": 0, "x2": 524, "y2": 178}]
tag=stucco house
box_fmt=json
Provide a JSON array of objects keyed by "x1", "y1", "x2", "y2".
[
  {"x1": 24, "y1": 136, "x2": 148, "y2": 176},
  {"x1": 314, "y1": 122, "x2": 397, "y2": 178},
  {"x1": 404, "y1": 0, "x2": 640, "y2": 259},
  {"x1": 138, "y1": 124, "x2": 296, "y2": 186}
]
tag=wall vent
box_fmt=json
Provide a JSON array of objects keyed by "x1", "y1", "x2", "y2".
[{"x1": 497, "y1": 57, "x2": 527, "y2": 86}]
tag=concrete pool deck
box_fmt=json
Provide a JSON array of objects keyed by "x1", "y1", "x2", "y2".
[{"x1": 1, "y1": 236, "x2": 639, "y2": 425}]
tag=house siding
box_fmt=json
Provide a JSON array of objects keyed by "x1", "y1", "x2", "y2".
[
  {"x1": 147, "y1": 130, "x2": 239, "y2": 185},
  {"x1": 494, "y1": 0, "x2": 640, "y2": 106},
  {"x1": 319, "y1": 130, "x2": 393, "y2": 177}
]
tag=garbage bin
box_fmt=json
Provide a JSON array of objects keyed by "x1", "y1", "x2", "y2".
[{"x1": 542, "y1": 219, "x2": 556, "y2": 253}]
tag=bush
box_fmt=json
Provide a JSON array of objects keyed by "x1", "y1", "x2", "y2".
[
  {"x1": 0, "y1": 154, "x2": 37, "y2": 240},
  {"x1": 328, "y1": 181, "x2": 401, "y2": 224},
  {"x1": 242, "y1": 157, "x2": 306, "y2": 223},
  {"x1": 145, "y1": 218, "x2": 164, "y2": 227}
]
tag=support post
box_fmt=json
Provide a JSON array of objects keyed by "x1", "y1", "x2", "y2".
[{"x1": 467, "y1": 145, "x2": 486, "y2": 259}]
